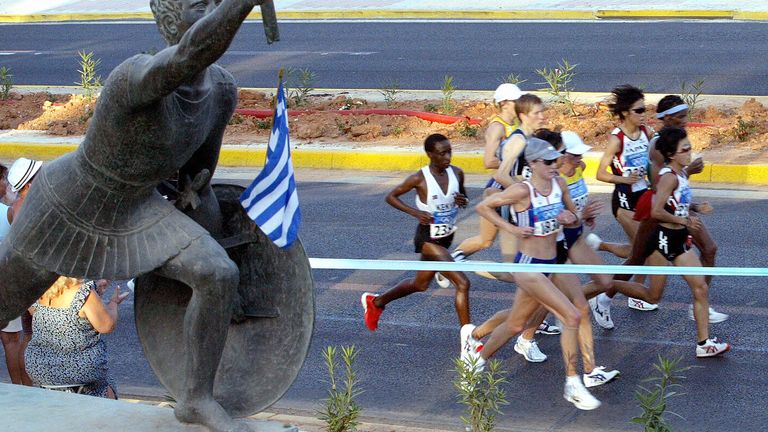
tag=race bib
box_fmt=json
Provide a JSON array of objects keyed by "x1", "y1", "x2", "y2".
[
  {"x1": 532, "y1": 202, "x2": 562, "y2": 236},
  {"x1": 672, "y1": 185, "x2": 692, "y2": 217},
  {"x1": 521, "y1": 165, "x2": 532, "y2": 181},
  {"x1": 568, "y1": 179, "x2": 589, "y2": 213},
  {"x1": 430, "y1": 207, "x2": 458, "y2": 238},
  {"x1": 623, "y1": 152, "x2": 648, "y2": 192}
]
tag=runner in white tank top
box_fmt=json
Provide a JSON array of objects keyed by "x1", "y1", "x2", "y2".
[
  {"x1": 649, "y1": 127, "x2": 730, "y2": 358},
  {"x1": 361, "y1": 134, "x2": 480, "y2": 361}
]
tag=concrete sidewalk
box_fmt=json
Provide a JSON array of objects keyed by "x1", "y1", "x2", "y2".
[{"x1": 1, "y1": 0, "x2": 767, "y2": 22}]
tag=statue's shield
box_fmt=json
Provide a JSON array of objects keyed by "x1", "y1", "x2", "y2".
[{"x1": 134, "y1": 184, "x2": 314, "y2": 417}]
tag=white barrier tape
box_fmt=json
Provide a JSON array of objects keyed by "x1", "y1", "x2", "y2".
[{"x1": 309, "y1": 258, "x2": 768, "y2": 277}]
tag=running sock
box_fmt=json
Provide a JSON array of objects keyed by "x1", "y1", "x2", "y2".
[
  {"x1": 698, "y1": 339, "x2": 708, "y2": 346},
  {"x1": 566, "y1": 375, "x2": 582, "y2": 384}
]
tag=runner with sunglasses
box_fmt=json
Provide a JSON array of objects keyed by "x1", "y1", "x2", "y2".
[
  {"x1": 597, "y1": 84, "x2": 653, "y2": 241},
  {"x1": 453, "y1": 96, "x2": 562, "y2": 355},
  {"x1": 493, "y1": 130, "x2": 625, "y2": 380},
  {"x1": 549, "y1": 131, "x2": 662, "y2": 331},
  {"x1": 645, "y1": 127, "x2": 730, "y2": 357},
  {"x1": 592, "y1": 96, "x2": 727, "y2": 325},
  {"x1": 467, "y1": 138, "x2": 605, "y2": 410},
  {"x1": 593, "y1": 85, "x2": 670, "y2": 314}
]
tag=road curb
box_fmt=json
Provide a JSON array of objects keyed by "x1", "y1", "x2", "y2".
[
  {"x1": 2, "y1": 9, "x2": 768, "y2": 23},
  {"x1": 2, "y1": 142, "x2": 768, "y2": 186}
]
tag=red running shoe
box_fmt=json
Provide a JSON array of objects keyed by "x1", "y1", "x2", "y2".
[{"x1": 361, "y1": 292, "x2": 383, "y2": 331}]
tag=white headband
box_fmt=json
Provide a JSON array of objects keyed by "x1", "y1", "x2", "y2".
[{"x1": 656, "y1": 103, "x2": 689, "y2": 119}]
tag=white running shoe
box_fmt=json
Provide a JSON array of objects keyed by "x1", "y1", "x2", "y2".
[
  {"x1": 434, "y1": 272, "x2": 451, "y2": 288},
  {"x1": 451, "y1": 249, "x2": 467, "y2": 262},
  {"x1": 583, "y1": 366, "x2": 620, "y2": 388},
  {"x1": 460, "y1": 324, "x2": 484, "y2": 364},
  {"x1": 514, "y1": 336, "x2": 547, "y2": 363},
  {"x1": 628, "y1": 297, "x2": 659, "y2": 311},
  {"x1": 589, "y1": 294, "x2": 614, "y2": 329},
  {"x1": 696, "y1": 337, "x2": 731, "y2": 358},
  {"x1": 584, "y1": 233, "x2": 602, "y2": 251},
  {"x1": 688, "y1": 305, "x2": 729, "y2": 323},
  {"x1": 535, "y1": 320, "x2": 561, "y2": 335},
  {"x1": 564, "y1": 377, "x2": 601, "y2": 410}
]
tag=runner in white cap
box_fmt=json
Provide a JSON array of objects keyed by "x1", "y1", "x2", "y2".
[
  {"x1": 550, "y1": 132, "x2": 661, "y2": 331},
  {"x1": 434, "y1": 83, "x2": 525, "y2": 289},
  {"x1": 467, "y1": 137, "x2": 603, "y2": 411}
]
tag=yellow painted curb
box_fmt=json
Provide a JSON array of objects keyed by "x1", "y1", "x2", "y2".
[
  {"x1": 0, "y1": 12, "x2": 152, "y2": 22},
  {"x1": 7, "y1": 8, "x2": 754, "y2": 23},
  {"x1": 0, "y1": 142, "x2": 77, "y2": 159},
  {"x1": 595, "y1": 9, "x2": 734, "y2": 19},
  {"x1": 3, "y1": 143, "x2": 768, "y2": 185},
  {"x1": 3, "y1": 9, "x2": 766, "y2": 23},
  {"x1": 254, "y1": 9, "x2": 597, "y2": 20},
  {"x1": 733, "y1": 11, "x2": 768, "y2": 20}
]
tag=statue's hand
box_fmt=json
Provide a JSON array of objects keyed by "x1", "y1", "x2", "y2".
[{"x1": 175, "y1": 169, "x2": 211, "y2": 211}]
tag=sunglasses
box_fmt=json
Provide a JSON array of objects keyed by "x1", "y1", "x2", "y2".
[
  {"x1": 536, "y1": 159, "x2": 558, "y2": 166},
  {"x1": 631, "y1": 107, "x2": 646, "y2": 114}
]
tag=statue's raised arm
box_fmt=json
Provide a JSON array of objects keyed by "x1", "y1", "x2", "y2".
[{"x1": 130, "y1": 0, "x2": 265, "y2": 107}]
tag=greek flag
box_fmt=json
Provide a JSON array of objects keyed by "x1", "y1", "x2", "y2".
[{"x1": 240, "y1": 79, "x2": 301, "y2": 248}]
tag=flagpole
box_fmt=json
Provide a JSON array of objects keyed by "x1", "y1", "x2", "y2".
[{"x1": 275, "y1": 68, "x2": 284, "y2": 114}]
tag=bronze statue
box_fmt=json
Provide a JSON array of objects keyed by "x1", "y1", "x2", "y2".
[{"x1": 0, "y1": 1, "x2": 313, "y2": 431}]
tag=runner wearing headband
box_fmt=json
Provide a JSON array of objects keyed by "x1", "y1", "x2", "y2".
[{"x1": 592, "y1": 96, "x2": 727, "y2": 324}]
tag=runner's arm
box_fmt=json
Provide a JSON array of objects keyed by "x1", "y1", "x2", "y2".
[
  {"x1": 493, "y1": 135, "x2": 526, "y2": 188},
  {"x1": 557, "y1": 177, "x2": 579, "y2": 227},
  {"x1": 453, "y1": 166, "x2": 469, "y2": 208},
  {"x1": 650, "y1": 173, "x2": 701, "y2": 229},
  {"x1": 476, "y1": 184, "x2": 533, "y2": 237},
  {"x1": 596, "y1": 135, "x2": 637, "y2": 185},
  {"x1": 483, "y1": 123, "x2": 505, "y2": 169},
  {"x1": 385, "y1": 172, "x2": 432, "y2": 224}
]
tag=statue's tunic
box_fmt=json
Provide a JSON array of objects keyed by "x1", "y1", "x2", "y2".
[{"x1": 7, "y1": 55, "x2": 238, "y2": 279}]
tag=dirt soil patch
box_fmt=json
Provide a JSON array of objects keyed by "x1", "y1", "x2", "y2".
[{"x1": 2, "y1": 89, "x2": 768, "y2": 164}]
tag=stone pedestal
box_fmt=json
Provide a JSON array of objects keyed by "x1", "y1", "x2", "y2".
[{"x1": 0, "y1": 383, "x2": 298, "y2": 432}]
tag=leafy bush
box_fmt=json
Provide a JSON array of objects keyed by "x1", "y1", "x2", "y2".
[{"x1": 316, "y1": 346, "x2": 363, "y2": 432}]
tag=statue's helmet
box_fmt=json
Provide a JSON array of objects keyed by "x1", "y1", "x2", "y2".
[{"x1": 150, "y1": 0, "x2": 184, "y2": 45}]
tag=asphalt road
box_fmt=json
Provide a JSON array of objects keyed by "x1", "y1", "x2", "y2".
[
  {"x1": 1, "y1": 21, "x2": 767, "y2": 94},
  {"x1": 2, "y1": 169, "x2": 766, "y2": 431}
]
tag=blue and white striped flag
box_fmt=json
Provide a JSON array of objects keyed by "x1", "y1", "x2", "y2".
[{"x1": 240, "y1": 79, "x2": 301, "y2": 248}]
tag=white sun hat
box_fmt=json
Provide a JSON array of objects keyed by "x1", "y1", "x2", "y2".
[
  {"x1": 493, "y1": 83, "x2": 526, "y2": 103},
  {"x1": 561, "y1": 131, "x2": 592, "y2": 155},
  {"x1": 7, "y1": 157, "x2": 42, "y2": 193}
]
